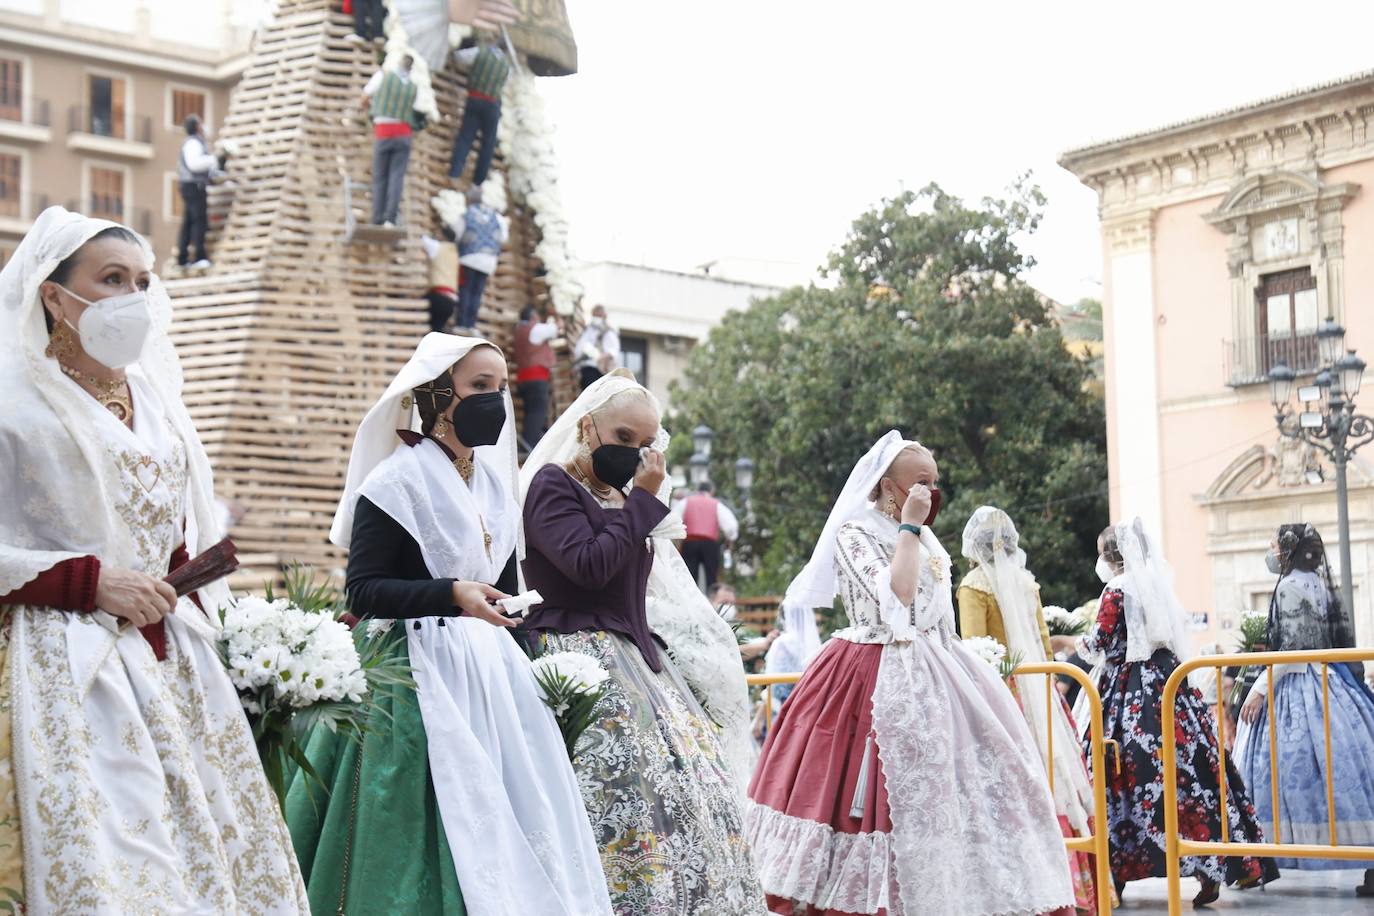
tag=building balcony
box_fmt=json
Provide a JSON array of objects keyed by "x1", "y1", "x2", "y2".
[
  {"x1": 66, "y1": 107, "x2": 154, "y2": 160},
  {"x1": 0, "y1": 100, "x2": 52, "y2": 144},
  {"x1": 65, "y1": 198, "x2": 152, "y2": 235},
  {"x1": 1224, "y1": 332, "x2": 1320, "y2": 387},
  {"x1": 0, "y1": 193, "x2": 51, "y2": 236}
]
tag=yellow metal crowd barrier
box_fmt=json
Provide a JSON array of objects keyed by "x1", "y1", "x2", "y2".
[
  {"x1": 1160, "y1": 647, "x2": 1374, "y2": 916},
  {"x1": 745, "y1": 660, "x2": 1115, "y2": 915}
]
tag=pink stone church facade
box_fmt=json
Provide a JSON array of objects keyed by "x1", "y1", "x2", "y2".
[{"x1": 1061, "y1": 71, "x2": 1374, "y2": 647}]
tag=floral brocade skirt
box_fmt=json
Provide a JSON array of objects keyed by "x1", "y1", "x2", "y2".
[
  {"x1": 1235, "y1": 663, "x2": 1374, "y2": 870},
  {"x1": 537, "y1": 630, "x2": 766, "y2": 916}
]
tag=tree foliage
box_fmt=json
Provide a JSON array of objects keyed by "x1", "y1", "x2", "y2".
[{"x1": 667, "y1": 181, "x2": 1108, "y2": 617}]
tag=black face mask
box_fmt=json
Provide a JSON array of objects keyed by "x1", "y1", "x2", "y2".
[
  {"x1": 589, "y1": 421, "x2": 641, "y2": 490},
  {"x1": 450, "y1": 391, "x2": 506, "y2": 448}
]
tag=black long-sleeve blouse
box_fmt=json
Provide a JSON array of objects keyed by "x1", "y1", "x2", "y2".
[{"x1": 345, "y1": 494, "x2": 517, "y2": 619}]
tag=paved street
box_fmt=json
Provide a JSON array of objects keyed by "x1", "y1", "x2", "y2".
[{"x1": 1122, "y1": 870, "x2": 1373, "y2": 914}]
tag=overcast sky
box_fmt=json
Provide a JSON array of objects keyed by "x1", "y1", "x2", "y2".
[{"x1": 538, "y1": 0, "x2": 1374, "y2": 301}]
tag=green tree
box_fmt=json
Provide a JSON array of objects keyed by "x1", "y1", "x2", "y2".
[{"x1": 667, "y1": 182, "x2": 1107, "y2": 621}]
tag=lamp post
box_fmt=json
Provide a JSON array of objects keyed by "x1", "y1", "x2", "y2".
[
  {"x1": 1268, "y1": 318, "x2": 1372, "y2": 615},
  {"x1": 735, "y1": 456, "x2": 755, "y2": 515},
  {"x1": 688, "y1": 450, "x2": 710, "y2": 490}
]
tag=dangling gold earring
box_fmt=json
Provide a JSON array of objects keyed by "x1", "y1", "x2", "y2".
[
  {"x1": 885, "y1": 496, "x2": 898, "y2": 520},
  {"x1": 45, "y1": 319, "x2": 76, "y2": 360},
  {"x1": 432, "y1": 414, "x2": 453, "y2": 438}
]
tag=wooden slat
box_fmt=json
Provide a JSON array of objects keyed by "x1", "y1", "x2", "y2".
[{"x1": 166, "y1": 0, "x2": 581, "y2": 582}]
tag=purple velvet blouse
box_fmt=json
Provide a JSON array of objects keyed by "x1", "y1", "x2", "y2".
[{"x1": 521, "y1": 463, "x2": 670, "y2": 671}]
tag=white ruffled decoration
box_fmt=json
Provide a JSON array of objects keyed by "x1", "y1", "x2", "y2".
[
  {"x1": 498, "y1": 71, "x2": 582, "y2": 314},
  {"x1": 432, "y1": 172, "x2": 509, "y2": 233}
]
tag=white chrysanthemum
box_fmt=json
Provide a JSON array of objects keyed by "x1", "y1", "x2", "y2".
[
  {"x1": 532, "y1": 651, "x2": 610, "y2": 693},
  {"x1": 220, "y1": 594, "x2": 368, "y2": 710},
  {"x1": 963, "y1": 635, "x2": 1008, "y2": 671}
]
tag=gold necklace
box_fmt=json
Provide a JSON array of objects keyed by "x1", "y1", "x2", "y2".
[
  {"x1": 569, "y1": 460, "x2": 615, "y2": 500},
  {"x1": 449, "y1": 454, "x2": 493, "y2": 557},
  {"x1": 452, "y1": 454, "x2": 475, "y2": 484},
  {"x1": 59, "y1": 362, "x2": 132, "y2": 422}
]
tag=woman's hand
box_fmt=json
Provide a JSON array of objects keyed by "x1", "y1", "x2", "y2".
[
  {"x1": 900, "y1": 484, "x2": 932, "y2": 526},
  {"x1": 452, "y1": 580, "x2": 516, "y2": 628},
  {"x1": 1050, "y1": 634, "x2": 1078, "y2": 655},
  {"x1": 95, "y1": 567, "x2": 177, "y2": 628},
  {"x1": 633, "y1": 448, "x2": 666, "y2": 495},
  {"x1": 1240, "y1": 690, "x2": 1265, "y2": 724}
]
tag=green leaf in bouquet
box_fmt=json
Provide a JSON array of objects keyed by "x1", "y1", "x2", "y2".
[{"x1": 999, "y1": 648, "x2": 1026, "y2": 682}]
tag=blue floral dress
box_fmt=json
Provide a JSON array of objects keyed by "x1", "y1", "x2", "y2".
[{"x1": 1081, "y1": 588, "x2": 1278, "y2": 886}]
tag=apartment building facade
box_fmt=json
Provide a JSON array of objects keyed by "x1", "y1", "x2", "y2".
[{"x1": 0, "y1": 0, "x2": 253, "y2": 263}]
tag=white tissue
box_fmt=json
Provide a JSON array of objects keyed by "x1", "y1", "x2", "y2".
[{"x1": 497, "y1": 590, "x2": 544, "y2": 618}]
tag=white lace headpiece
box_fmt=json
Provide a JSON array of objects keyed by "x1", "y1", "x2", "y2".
[
  {"x1": 331, "y1": 332, "x2": 521, "y2": 563},
  {"x1": 1111, "y1": 517, "x2": 1194, "y2": 664},
  {"x1": 0, "y1": 206, "x2": 228, "y2": 623},
  {"x1": 785, "y1": 430, "x2": 938, "y2": 612}
]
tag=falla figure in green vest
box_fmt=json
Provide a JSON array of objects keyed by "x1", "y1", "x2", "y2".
[
  {"x1": 362, "y1": 53, "x2": 426, "y2": 226},
  {"x1": 449, "y1": 32, "x2": 511, "y2": 186}
]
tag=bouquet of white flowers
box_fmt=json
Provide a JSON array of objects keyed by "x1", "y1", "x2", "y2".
[
  {"x1": 963, "y1": 635, "x2": 1023, "y2": 681},
  {"x1": 531, "y1": 651, "x2": 611, "y2": 759},
  {"x1": 1043, "y1": 604, "x2": 1089, "y2": 637},
  {"x1": 218, "y1": 567, "x2": 412, "y2": 807}
]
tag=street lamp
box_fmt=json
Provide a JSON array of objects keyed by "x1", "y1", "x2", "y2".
[
  {"x1": 1267, "y1": 324, "x2": 1373, "y2": 616},
  {"x1": 692, "y1": 425, "x2": 715, "y2": 461},
  {"x1": 689, "y1": 451, "x2": 710, "y2": 489},
  {"x1": 734, "y1": 456, "x2": 755, "y2": 511}
]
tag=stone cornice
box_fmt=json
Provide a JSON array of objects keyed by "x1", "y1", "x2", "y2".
[{"x1": 1059, "y1": 75, "x2": 1374, "y2": 216}]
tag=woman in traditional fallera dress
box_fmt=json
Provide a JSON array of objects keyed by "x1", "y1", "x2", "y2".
[
  {"x1": 747, "y1": 431, "x2": 1076, "y2": 916},
  {"x1": 285, "y1": 333, "x2": 611, "y2": 916},
  {"x1": 0, "y1": 207, "x2": 308, "y2": 913},
  {"x1": 1234, "y1": 524, "x2": 1374, "y2": 895},
  {"x1": 518, "y1": 370, "x2": 765, "y2": 915},
  {"x1": 957, "y1": 506, "x2": 1099, "y2": 914},
  {"x1": 1080, "y1": 519, "x2": 1278, "y2": 906}
]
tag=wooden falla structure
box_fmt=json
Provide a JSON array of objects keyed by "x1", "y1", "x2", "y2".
[{"x1": 165, "y1": 0, "x2": 580, "y2": 575}]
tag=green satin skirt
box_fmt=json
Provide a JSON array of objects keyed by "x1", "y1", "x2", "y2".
[{"x1": 284, "y1": 630, "x2": 466, "y2": 916}]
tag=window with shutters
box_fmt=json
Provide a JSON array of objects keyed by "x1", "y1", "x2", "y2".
[
  {"x1": 0, "y1": 60, "x2": 22, "y2": 122},
  {"x1": 0, "y1": 154, "x2": 20, "y2": 218},
  {"x1": 170, "y1": 88, "x2": 206, "y2": 130},
  {"x1": 88, "y1": 166, "x2": 125, "y2": 221},
  {"x1": 1256, "y1": 268, "x2": 1319, "y2": 374},
  {"x1": 166, "y1": 172, "x2": 183, "y2": 221},
  {"x1": 88, "y1": 75, "x2": 126, "y2": 139}
]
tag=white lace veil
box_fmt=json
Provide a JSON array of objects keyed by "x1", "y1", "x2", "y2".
[
  {"x1": 1113, "y1": 518, "x2": 1194, "y2": 664},
  {"x1": 962, "y1": 506, "x2": 1094, "y2": 830},
  {"x1": 517, "y1": 371, "x2": 754, "y2": 789},
  {"x1": 785, "y1": 430, "x2": 933, "y2": 612},
  {"x1": 331, "y1": 332, "x2": 521, "y2": 568},
  {"x1": 0, "y1": 206, "x2": 228, "y2": 627},
  {"x1": 777, "y1": 597, "x2": 823, "y2": 666}
]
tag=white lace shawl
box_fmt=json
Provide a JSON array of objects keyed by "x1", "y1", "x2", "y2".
[{"x1": 0, "y1": 206, "x2": 227, "y2": 631}]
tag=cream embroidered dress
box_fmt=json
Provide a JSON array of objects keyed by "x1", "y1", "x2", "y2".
[{"x1": 0, "y1": 208, "x2": 307, "y2": 914}]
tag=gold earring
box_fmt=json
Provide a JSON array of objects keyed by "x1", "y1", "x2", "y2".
[
  {"x1": 885, "y1": 496, "x2": 898, "y2": 519},
  {"x1": 45, "y1": 320, "x2": 76, "y2": 360},
  {"x1": 432, "y1": 415, "x2": 452, "y2": 438}
]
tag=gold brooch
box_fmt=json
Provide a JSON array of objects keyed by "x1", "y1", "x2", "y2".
[{"x1": 453, "y1": 455, "x2": 475, "y2": 484}]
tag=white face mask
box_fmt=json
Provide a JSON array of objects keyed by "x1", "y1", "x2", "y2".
[
  {"x1": 59, "y1": 286, "x2": 151, "y2": 369},
  {"x1": 1095, "y1": 555, "x2": 1116, "y2": 584}
]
